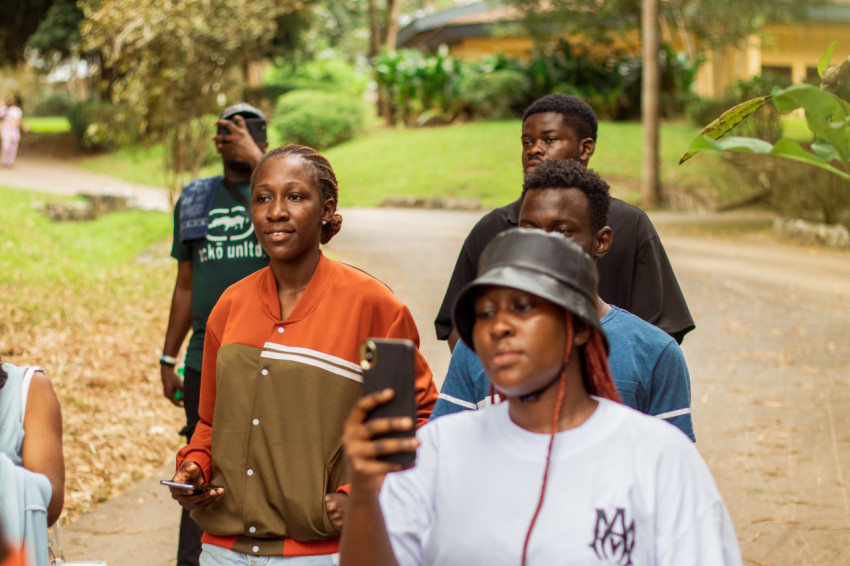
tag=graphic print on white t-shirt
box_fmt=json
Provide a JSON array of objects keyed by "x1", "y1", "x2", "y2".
[{"x1": 589, "y1": 507, "x2": 636, "y2": 565}]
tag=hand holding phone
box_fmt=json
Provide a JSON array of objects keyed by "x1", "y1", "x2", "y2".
[
  {"x1": 166, "y1": 461, "x2": 225, "y2": 510},
  {"x1": 360, "y1": 338, "x2": 417, "y2": 467},
  {"x1": 217, "y1": 117, "x2": 267, "y2": 143},
  {"x1": 160, "y1": 480, "x2": 221, "y2": 494}
]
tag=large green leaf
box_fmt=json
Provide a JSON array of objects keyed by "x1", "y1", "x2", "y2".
[
  {"x1": 772, "y1": 85, "x2": 850, "y2": 162},
  {"x1": 679, "y1": 96, "x2": 771, "y2": 163},
  {"x1": 681, "y1": 135, "x2": 850, "y2": 180},
  {"x1": 818, "y1": 41, "x2": 837, "y2": 78},
  {"x1": 698, "y1": 96, "x2": 772, "y2": 140}
]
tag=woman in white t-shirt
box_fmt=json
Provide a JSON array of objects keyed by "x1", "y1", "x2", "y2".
[
  {"x1": 340, "y1": 228, "x2": 742, "y2": 566},
  {"x1": 0, "y1": 96, "x2": 24, "y2": 168}
]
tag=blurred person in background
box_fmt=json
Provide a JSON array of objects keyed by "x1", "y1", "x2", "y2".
[{"x1": 0, "y1": 95, "x2": 25, "y2": 168}]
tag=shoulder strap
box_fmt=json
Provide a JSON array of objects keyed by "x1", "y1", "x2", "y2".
[
  {"x1": 20, "y1": 366, "x2": 44, "y2": 425},
  {"x1": 221, "y1": 178, "x2": 250, "y2": 210}
]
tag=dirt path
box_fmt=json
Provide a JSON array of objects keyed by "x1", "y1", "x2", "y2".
[{"x1": 4, "y1": 159, "x2": 848, "y2": 564}]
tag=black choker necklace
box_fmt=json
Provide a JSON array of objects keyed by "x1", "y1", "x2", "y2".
[{"x1": 517, "y1": 364, "x2": 567, "y2": 402}]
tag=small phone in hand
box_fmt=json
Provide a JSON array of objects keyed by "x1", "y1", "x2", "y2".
[
  {"x1": 217, "y1": 118, "x2": 267, "y2": 143},
  {"x1": 360, "y1": 338, "x2": 417, "y2": 468},
  {"x1": 160, "y1": 480, "x2": 221, "y2": 494}
]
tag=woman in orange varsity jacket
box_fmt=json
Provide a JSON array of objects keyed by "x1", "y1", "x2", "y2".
[{"x1": 167, "y1": 144, "x2": 438, "y2": 565}]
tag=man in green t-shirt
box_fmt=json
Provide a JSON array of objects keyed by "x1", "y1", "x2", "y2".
[{"x1": 159, "y1": 103, "x2": 269, "y2": 566}]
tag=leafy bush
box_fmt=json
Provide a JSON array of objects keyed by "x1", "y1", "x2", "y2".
[
  {"x1": 374, "y1": 41, "x2": 697, "y2": 126},
  {"x1": 460, "y1": 70, "x2": 529, "y2": 120},
  {"x1": 66, "y1": 101, "x2": 140, "y2": 150},
  {"x1": 272, "y1": 89, "x2": 367, "y2": 150},
  {"x1": 375, "y1": 48, "x2": 466, "y2": 126},
  {"x1": 30, "y1": 92, "x2": 73, "y2": 117},
  {"x1": 267, "y1": 58, "x2": 368, "y2": 97}
]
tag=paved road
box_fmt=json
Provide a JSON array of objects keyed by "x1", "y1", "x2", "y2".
[
  {"x1": 0, "y1": 155, "x2": 170, "y2": 211},
  {"x1": 7, "y1": 162, "x2": 848, "y2": 565}
]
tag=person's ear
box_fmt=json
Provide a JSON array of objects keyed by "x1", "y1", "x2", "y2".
[
  {"x1": 578, "y1": 138, "x2": 595, "y2": 165},
  {"x1": 573, "y1": 320, "x2": 591, "y2": 346},
  {"x1": 321, "y1": 197, "x2": 336, "y2": 224},
  {"x1": 593, "y1": 226, "x2": 612, "y2": 261}
]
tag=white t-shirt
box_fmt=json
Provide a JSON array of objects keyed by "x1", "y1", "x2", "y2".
[{"x1": 380, "y1": 398, "x2": 741, "y2": 566}]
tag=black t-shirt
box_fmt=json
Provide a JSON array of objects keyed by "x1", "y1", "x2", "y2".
[{"x1": 434, "y1": 197, "x2": 695, "y2": 344}]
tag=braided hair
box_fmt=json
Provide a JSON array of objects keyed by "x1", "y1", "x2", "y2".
[{"x1": 251, "y1": 144, "x2": 343, "y2": 244}]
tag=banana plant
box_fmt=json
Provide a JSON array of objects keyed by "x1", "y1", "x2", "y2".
[{"x1": 680, "y1": 42, "x2": 850, "y2": 181}]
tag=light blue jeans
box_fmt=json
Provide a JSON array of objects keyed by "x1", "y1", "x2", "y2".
[{"x1": 200, "y1": 543, "x2": 340, "y2": 566}]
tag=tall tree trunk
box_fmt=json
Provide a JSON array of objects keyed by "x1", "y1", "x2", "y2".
[
  {"x1": 384, "y1": 0, "x2": 401, "y2": 51},
  {"x1": 641, "y1": 0, "x2": 662, "y2": 208},
  {"x1": 368, "y1": 0, "x2": 381, "y2": 58}
]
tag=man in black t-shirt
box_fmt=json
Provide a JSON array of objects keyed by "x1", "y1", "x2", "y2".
[{"x1": 435, "y1": 94, "x2": 694, "y2": 348}]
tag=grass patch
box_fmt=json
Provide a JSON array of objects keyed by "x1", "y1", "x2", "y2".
[
  {"x1": 25, "y1": 116, "x2": 71, "y2": 134},
  {"x1": 0, "y1": 187, "x2": 172, "y2": 289},
  {"x1": 76, "y1": 144, "x2": 171, "y2": 189},
  {"x1": 326, "y1": 121, "x2": 520, "y2": 208},
  {"x1": 76, "y1": 120, "x2": 748, "y2": 208},
  {"x1": 0, "y1": 186, "x2": 184, "y2": 520},
  {"x1": 781, "y1": 116, "x2": 814, "y2": 143}
]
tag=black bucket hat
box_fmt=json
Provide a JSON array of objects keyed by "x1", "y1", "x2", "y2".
[{"x1": 452, "y1": 228, "x2": 604, "y2": 353}]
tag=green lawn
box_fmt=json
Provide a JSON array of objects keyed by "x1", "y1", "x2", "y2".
[
  {"x1": 0, "y1": 187, "x2": 171, "y2": 289},
  {"x1": 78, "y1": 144, "x2": 173, "y2": 189},
  {"x1": 25, "y1": 116, "x2": 71, "y2": 134},
  {"x1": 77, "y1": 119, "x2": 753, "y2": 208}
]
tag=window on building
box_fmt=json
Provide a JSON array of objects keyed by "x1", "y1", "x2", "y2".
[{"x1": 761, "y1": 66, "x2": 792, "y2": 86}]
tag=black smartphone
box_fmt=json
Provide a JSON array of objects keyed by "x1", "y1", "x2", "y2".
[
  {"x1": 217, "y1": 117, "x2": 267, "y2": 143},
  {"x1": 160, "y1": 480, "x2": 222, "y2": 494},
  {"x1": 360, "y1": 338, "x2": 417, "y2": 468}
]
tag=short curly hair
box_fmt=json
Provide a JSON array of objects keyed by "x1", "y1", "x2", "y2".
[
  {"x1": 251, "y1": 144, "x2": 342, "y2": 244},
  {"x1": 522, "y1": 94, "x2": 598, "y2": 142},
  {"x1": 521, "y1": 159, "x2": 611, "y2": 233}
]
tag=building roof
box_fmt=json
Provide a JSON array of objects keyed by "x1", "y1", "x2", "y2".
[
  {"x1": 397, "y1": 2, "x2": 523, "y2": 49},
  {"x1": 398, "y1": 1, "x2": 850, "y2": 50}
]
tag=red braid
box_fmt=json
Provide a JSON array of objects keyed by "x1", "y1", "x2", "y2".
[
  {"x1": 584, "y1": 329, "x2": 622, "y2": 403},
  {"x1": 520, "y1": 316, "x2": 574, "y2": 566}
]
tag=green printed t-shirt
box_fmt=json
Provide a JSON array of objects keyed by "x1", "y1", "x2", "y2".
[{"x1": 171, "y1": 179, "x2": 268, "y2": 372}]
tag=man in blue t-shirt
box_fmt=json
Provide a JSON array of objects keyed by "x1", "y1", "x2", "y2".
[{"x1": 432, "y1": 159, "x2": 694, "y2": 441}]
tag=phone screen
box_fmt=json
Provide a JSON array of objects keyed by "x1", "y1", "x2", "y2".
[
  {"x1": 361, "y1": 338, "x2": 417, "y2": 467},
  {"x1": 160, "y1": 480, "x2": 221, "y2": 493},
  {"x1": 217, "y1": 117, "x2": 267, "y2": 143}
]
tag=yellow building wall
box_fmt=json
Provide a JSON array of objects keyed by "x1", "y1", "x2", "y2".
[
  {"x1": 440, "y1": 19, "x2": 850, "y2": 100},
  {"x1": 760, "y1": 23, "x2": 850, "y2": 84},
  {"x1": 448, "y1": 31, "x2": 642, "y2": 62},
  {"x1": 693, "y1": 21, "x2": 850, "y2": 98}
]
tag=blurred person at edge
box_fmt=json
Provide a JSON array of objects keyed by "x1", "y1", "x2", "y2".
[
  {"x1": 160, "y1": 103, "x2": 270, "y2": 566},
  {"x1": 168, "y1": 144, "x2": 437, "y2": 565},
  {"x1": 0, "y1": 95, "x2": 26, "y2": 168},
  {"x1": 0, "y1": 361, "x2": 64, "y2": 566}
]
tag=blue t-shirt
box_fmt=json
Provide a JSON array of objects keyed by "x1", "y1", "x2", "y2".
[{"x1": 432, "y1": 306, "x2": 695, "y2": 441}]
